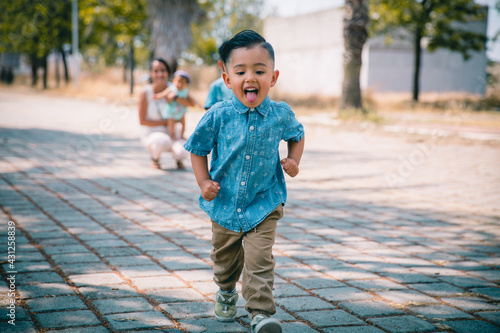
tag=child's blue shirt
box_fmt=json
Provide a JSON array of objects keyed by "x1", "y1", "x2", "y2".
[
  {"x1": 184, "y1": 95, "x2": 304, "y2": 232},
  {"x1": 204, "y1": 77, "x2": 234, "y2": 109},
  {"x1": 163, "y1": 86, "x2": 188, "y2": 120}
]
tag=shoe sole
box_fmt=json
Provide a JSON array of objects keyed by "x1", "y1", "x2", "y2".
[
  {"x1": 254, "y1": 317, "x2": 282, "y2": 333},
  {"x1": 215, "y1": 312, "x2": 236, "y2": 322}
]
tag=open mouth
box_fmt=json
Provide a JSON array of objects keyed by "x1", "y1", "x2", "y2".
[{"x1": 244, "y1": 88, "x2": 258, "y2": 103}]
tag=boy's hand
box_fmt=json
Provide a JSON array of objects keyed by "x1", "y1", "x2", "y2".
[
  {"x1": 200, "y1": 179, "x2": 220, "y2": 201},
  {"x1": 281, "y1": 158, "x2": 299, "y2": 177}
]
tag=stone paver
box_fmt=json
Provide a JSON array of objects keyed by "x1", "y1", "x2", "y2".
[
  {"x1": 338, "y1": 300, "x2": 405, "y2": 317},
  {"x1": 104, "y1": 311, "x2": 174, "y2": 330},
  {"x1": 26, "y1": 295, "x2": 88, "y2": 312},
  {"x1": 0, "y1": 90, "x2": 499, "y2": 332},
  {"x1": 369, "y1": 315, "x2": 437, "y2": 332},
  {"x1": 295, "y1": 309, "x2": 365, "y2": 327},
  {"x1": 35, "y1": 310, "x2": 101, "y2": 329}
]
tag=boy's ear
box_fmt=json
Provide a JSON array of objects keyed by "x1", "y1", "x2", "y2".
[
  {"x1": 270, "y1": 69, "x2": 279, "y2": 88},
  {"x1": 222, "y1": 72, "x2": 232, "y2": 89}
]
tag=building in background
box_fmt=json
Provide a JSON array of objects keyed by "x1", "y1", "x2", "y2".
[{"x1": 263, "y1": 8, "x2": 488, "y2": 98}]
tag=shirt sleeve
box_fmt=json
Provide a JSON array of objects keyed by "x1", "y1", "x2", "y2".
[
  {"x1": 184, "y1": 109, "x2": 217, "y2": 156},
  {"x1": 281, "y1": 104, "x2": 305, "y2": 142},
  {"x1": 204, "y1": 81, "x2": 218, "y2": 109}
]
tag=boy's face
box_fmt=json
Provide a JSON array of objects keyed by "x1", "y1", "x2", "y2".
[
  {"x1": 222, "y1": 45, "x2": 279, "y2": 108},
  {"x1": 173, "y1": 75, "x2": 188, "y2": 90}
]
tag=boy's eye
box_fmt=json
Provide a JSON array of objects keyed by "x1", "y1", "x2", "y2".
[
  {"x1": 236, "y1": 72, "x2": 245, "y2": 75},
  {"x1": 256, "y1": 71, "x2": 264, "y2": 75}
]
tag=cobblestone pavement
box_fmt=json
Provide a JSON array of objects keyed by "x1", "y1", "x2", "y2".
[{"x1": 0, "y1": 90, "x2": 499, "y2": 332}]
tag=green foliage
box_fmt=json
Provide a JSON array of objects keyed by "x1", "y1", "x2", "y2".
[
  {"x1": 188, "y1": 0, "x2": 264, "y2": 65},
  {"x1": 0, "y1": 0, "x2": 148, "y2": 70},
  {"x1": 370, "y1": 0, "x2": 487, "y2": 60},
  {"x1": 0, "y1": 0, "x2": 71, "y2": 57},
  {"x1": 79, "y1": 0, "x2": 148, "y2": 66},
  {"x1": 0, "y1": 0, "x2": 263, "y2": 74}
]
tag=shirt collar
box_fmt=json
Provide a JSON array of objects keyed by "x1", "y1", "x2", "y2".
[{"x1": 231, "y1": 95, "x2": 271, "y2": 116}]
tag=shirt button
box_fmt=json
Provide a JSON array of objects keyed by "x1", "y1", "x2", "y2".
[
  {"x1": 246, "y1": 155, "x2": 250, "y2": 160},
  {"x1": 237, "y1": 208, "x2": 242, "y2": 213},
  {"x1": 241, "y1": 181, "x2": 246, "y2": 186},
  {"x1": 250, "y1": 108, "x2": 255, "y2": 111},
  {"x1": 249, "y1": 126, "x2": 254, "y2": 131}
]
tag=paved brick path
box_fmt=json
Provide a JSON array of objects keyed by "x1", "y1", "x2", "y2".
[{"x1": 0, "y1": 90, "x2": 499, "y2": 332}]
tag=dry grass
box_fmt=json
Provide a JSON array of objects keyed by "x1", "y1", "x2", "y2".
[
  {"x1": 4, "y1": 64, "x2": 500, "y2": 130},
  {"x1": 7, "y1": 65, "x2": 216, "y2": 106}
]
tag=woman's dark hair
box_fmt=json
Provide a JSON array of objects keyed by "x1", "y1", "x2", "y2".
[
  {"x1": 219, "y1": 30, "x2": 275, "y2": 67},
  {"x1": 150, "y1": 57, "x2": 171, "y2": 75}
]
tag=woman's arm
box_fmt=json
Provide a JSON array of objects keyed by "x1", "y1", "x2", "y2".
[
  {"x1": 172, "y1": 94, "x2": 195, "y2": 107},
  {"x1": 169, "y1": 91, "x2": 201, "y2": 108},
  {"x1": 152, "y1": 86, "x2": 171, "y2": 100},
  {"x1": 138, "y1": 90, "x2": 168, "y2": 127},
  {"x1": 187, "y1": 93, "x2": 203, "y2": 109},
  {"x1": 190, "y1": 154, "x2": 220, "y2": 201}
]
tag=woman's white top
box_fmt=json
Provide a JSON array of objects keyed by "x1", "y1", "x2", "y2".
[{"x1": 140, "y1": 85, "x2": 170, "y2": 139}]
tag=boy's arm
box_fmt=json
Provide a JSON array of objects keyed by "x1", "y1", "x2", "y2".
[
  {"x1": 190, "y1": 153, "x2": 220, "y2": 201},
  {"x1": 281, "y1": 137, "x2": 305, "y2": 178}
]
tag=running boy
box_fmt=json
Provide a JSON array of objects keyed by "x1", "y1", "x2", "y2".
[{"x1": 184, "y1": 30, "x2": 304, "y2": 333}]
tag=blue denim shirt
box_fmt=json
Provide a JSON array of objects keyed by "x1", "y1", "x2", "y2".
[
  {"x1": 184, "y1": 95, "x2": 304, "y2": 232},
  {"x1": 204, "y1": 77, "x2": 234, "y2": 109}
]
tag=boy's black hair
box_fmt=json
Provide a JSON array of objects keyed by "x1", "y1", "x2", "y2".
[
  {"x1": 219, "y1": 30, "x2": 275, "y2": 67},
  {"x1": 218, "y1": 40, "x2": 228, "y2": 58}
]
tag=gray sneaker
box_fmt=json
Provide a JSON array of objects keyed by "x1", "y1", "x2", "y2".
[
  {"x1": 251, "y1": 314, "x2": 282, "y2": 333},
  {"x1": 214, "y1": 289, "x2": 238, "y2": 322}
]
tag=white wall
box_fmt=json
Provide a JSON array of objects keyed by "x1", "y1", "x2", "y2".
[
  {"x1": 264, "y1": 8, "x2": 488, "y2": 97},
  {"x1": 264, "y1": 8, "x2": 344, "y2": 97},
  {"x1": 367, "y1": 19, "x2": 488, "y2": 94}
]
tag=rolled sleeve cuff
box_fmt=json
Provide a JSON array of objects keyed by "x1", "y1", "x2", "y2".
[
  {"x1": 287, "y1": 131, "x2": 304, "y2": 143},
  {"x1": 183, "y1": 143, "x2": 210, "y2": 156}
]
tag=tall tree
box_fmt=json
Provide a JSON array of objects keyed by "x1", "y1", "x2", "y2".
[
  {"x1": 0, "y1": 0, "x2": 72, "y2": 88},
  {"x1": 340, "y1": 0, "x2": 369, "y2": 111},
  {"x1": 370, "y1": 0, "x2": 487, "y2": 101},
  {"x1": 189, "y1": 0, "x2": 264, "y2": 65},
  {"x1": 147, "y1": 0, "x2": 201, "y2": 72},
  {"x1": 79, "y1": 0, "x2": 148, "y2": 67}
]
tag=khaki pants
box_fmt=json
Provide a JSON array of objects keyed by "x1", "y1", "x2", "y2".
[{"x1": 210, "y1": 205, "x2": 284, "y2": 318}]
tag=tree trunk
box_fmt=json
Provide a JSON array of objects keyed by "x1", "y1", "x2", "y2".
[
  {"x1": 130, "y1": 41, "x2": 134, "y2": 95},
  {"x1": 60, "y1": 47, "x2": 70, "y2": 84},
  {"x1": 340, "y1": 0, "x2": 369, "y2": 111},
  {"x1": 147, "y1": 0, "x2": 201, "y2": 72},
  {"x1": 42, "y1": 55, "x2": 48, "y2": 89},
  {"x1": 412, "y1": 28, "x2": 423, "y2": 102},
  {"x1": 30, "y1": 54, "x2": 38, "y2": 87},
  {"x1": 123, "y1": 61, "x2": 128, "y2": 83},
  {"x1": 55, "y1": 52, "x2": 60, "y2": 87}
]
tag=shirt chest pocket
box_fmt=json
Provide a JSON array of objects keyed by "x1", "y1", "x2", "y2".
[{"x1": 256, "y1": 129, "x2": 281, "y2": 159}]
